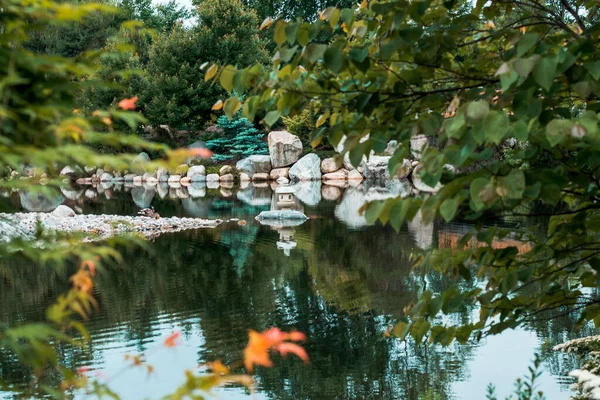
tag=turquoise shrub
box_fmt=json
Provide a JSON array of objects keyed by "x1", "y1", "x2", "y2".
[{"x1": 207, "y1": 115, "x2": 268, "y2": 161}]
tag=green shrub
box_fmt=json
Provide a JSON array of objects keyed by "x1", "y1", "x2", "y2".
[
  {"x1": 206, "y1": 114, "x2": 268, "y2": 161},
  {"x1": 282, "y1": 109, "x2": 314, "y2": 141}
]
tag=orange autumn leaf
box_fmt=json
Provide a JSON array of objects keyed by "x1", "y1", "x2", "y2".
[
  {"x1": 211, "y1": 100, "x2": 224, "y2": 111},
  {"x1": 276, "y1": 342, "x2": 309, "y2": 364},
  {"x1": 118, "y1": 96, "x2": 138, "y2": 110},
  {"x1": 164, "y1": 331, "x2": 181, "y2": 348},
  {"x1": 288, "y1": 331, "x2": 307, "y2": 342},
  {"x1": 244, "y1": 330, "x2": 273, "y2": 371},
  {"x1": 146, "y1": 365, "x2": 155, "y2": 375},
  {"x1": 243, "y1": 328, "x2": 309, "y2": 372}
]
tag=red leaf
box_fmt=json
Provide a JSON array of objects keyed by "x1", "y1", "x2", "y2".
[{"x1": 118, "y1": 96, "x2": 138, "y2": 110}]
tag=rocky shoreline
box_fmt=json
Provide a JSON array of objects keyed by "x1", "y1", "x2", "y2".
[
  {"x1": 0, "y1": 209, "x2": 221, "y2": 243},
  {"x1": 64, "y1": 132, "x2": 443, "y2": 195}
]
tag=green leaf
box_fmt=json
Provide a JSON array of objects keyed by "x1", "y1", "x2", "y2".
[
  {"x1": 223, "y1": 97, "x2": 241, "y2": 118},
  {"x1": 470, "y1": 177, "x2": 488, "y2": 210},
  {"x1": 263, "y1": 110, "x2": 281, "y2": 126},
  {"x1": 532, "y1": 56, "x2": 558, "y2": 91},
  {"x1": 323, "y1": 46, "x2": 343, "y2": 73},
  {"x1": 484, "y1": 111, "x2": 510, "y2": 144},
  {"x1": 513, "y1": 56, "x2": 538, "y2": 78},
  {"x1": 274, "y1": 20, "x2": 286, "y2": 46},
  {"x1": 466, "y1": 101, "x2": 489, "y2": 121},
  {"x1": 516, "y1": 33, "x2": 538, "y2": 57},
  {"x1": 304, "y1": 43, "x2": 327, "y2": 63},
  {"x1": 498, "y1": 170, "x2": 525, "y2": 199},
  {"x1": 411, "y1": 319, "x2": 431, "y2": 344},
  {"x1": 583, "y1": 61, "x2": 600, "y2": 81},
  {"x1": 284, "y1": 23, "x2": 298, "y2": 45},
  {"x1": 440, "y1": 199, "x2": 458, "y2": 222},
  {"x1": 219, "y1": 65, "x2": 237, "y2": 93},
  {"x1": 329, "y1": 8, "x2": 340, "y2": 28},
  {"x1": 204, "y1": 64, "x2": 218, "y2": 81},
  {"x1": 546, "y1": 119, "x2": 574, "y2": 147}
]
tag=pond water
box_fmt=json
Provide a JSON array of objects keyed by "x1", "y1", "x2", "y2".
[{"x1": 0, "y1": 180, "x2": 590, "y2": 399}]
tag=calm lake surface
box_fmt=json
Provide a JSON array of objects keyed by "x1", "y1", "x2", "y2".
[{"x1": 0, "y1": 180, "x2": 590, "y2": 399}]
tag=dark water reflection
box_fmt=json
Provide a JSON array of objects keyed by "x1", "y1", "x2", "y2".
[{"x1": 0, "y1": 181, "x2": 590, "y2": 399}]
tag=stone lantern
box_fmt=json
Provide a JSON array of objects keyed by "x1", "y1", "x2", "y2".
[{"x1": 275, "y1": 185, "x2": 296, "y2": 209}]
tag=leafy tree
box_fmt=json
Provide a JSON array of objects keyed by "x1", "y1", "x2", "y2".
[
  {"x1": 140, "y1": 0, "x2": 268, "y2": 132},
  {"x1": 207, "y1": 113, "x2": 268, "y2": 161},
  {"x1": 205, "y1": 0, "x2": 600, "y2": 349}
]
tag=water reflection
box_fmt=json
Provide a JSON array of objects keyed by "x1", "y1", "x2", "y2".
[{"x1": 0, "y1": 182, "x2": 582, "y2": 399}]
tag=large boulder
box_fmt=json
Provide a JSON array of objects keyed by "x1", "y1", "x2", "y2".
[
  {"x1": 268, "y1": 131, "x2": 303, "y2": 168},
  {"x1": 361, "y1": 156, "x2": 391, "y2": 182},
  {"x1": 132, "y1": 152, "x2": 151, "y2": 174},
  {"x1": 289, "y1": 154, "x2": 322, "y2": 182},
  {"x1": 187, "y1": 165, "x2": 206, "y2": 182},
  {"x1": 236, "y1": 155, "x2": 272, "y2": 176}
]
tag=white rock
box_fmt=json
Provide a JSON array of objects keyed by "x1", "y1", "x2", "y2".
[
  {"x1": 60, "y1": 166, "x2": 78, "y2": 176},
  {"x1": 270, "y1": 167, "x2": 290, "y2": 180},
  {"x1": 236, "y1": 155, "x2": 271, "y2": 176},
  {"x1": 167, "y1": 175, "x2": 182, "y2": 183},
  {"x1": 206, "y1": 174, "x2": 220, "y2": 182},
  {"x1": 239, "y1": 172, "x2": 251, "y2": 182},
  {"x1": 347, "y1": 169, "x2": 364, "y2": 181},
  {"x1": 252, "y1": 172, "x2": 269, "y2": 181},
  {"x1": 276, "y1": 176, "x2": 289, "y2": 184},
  {"x1": 320, "y1": 158, "x2": 340, "y2": 174},
  {"x1": 219, "y1": 165, "x2": 232, "y2": 175},
  {"x1": 156, "y1": 167, "x2": 169, "y2": 182},
  {"x1": 410, "y1": 135, "x2": 428, "y2": 160},
  {"x1": 100, "y1": 173, "x2": 113, "y2": 182},
  {"x1": 289, "y1": 154, "x2": 322, "y2": 182},
  {"x1": 187, "y1": 165, "x2": 206, "y2": 182},
  {"x1": 361, "y1": 156, "x2": 391, "y2": 182},
  {"x1": 132, "y1": 152, "x2": 151, "y2": 174},
  {"x1": 268, "y1": 131, "x2": 303, "y2": 168},
  {"x1": 51, "y1": 205, "x2": 76, "y2": 218},
  {"x1": 220, "y1": 173, "x2": 234, "y2": 182},
  {"x1": 322, "y1": 169, "x2": 348, "y2": 181}
]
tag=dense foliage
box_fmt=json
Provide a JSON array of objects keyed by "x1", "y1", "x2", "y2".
[{"x1": 205, "y1": 0, "x2": 600, "y2": 349}]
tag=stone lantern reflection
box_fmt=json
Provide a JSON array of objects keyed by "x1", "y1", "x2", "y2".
[{"x1": 276, "y1": 226, "x2": 297, "y2": 256}]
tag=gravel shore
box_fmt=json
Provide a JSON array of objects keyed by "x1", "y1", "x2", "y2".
[{"x1": 0, "y1": 212, "x2": 221, "y2": 242}]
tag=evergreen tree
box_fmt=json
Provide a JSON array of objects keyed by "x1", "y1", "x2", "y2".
[{"x1": 207, "y1": 113, "x2": 268, "y2": 161}]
